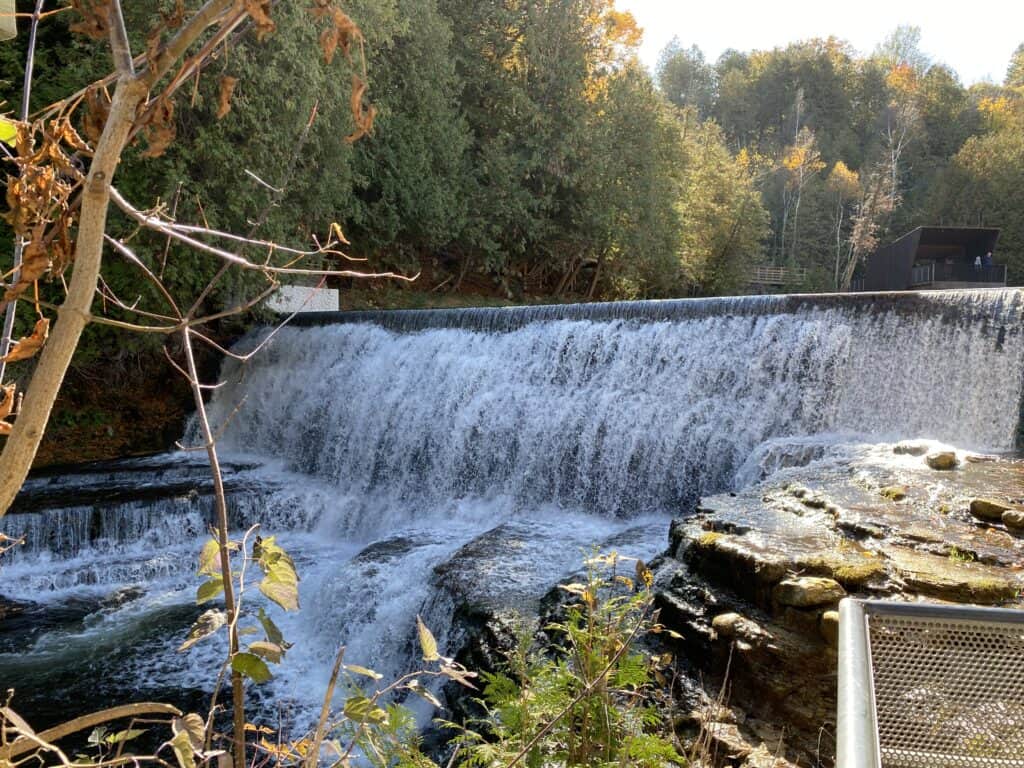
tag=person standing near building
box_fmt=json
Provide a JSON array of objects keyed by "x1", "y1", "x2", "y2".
[
  {"x1": 974, "y1": 254, "x2": 983, "y2": 272},
  {"x1": 983, "y1": 251, "x2": 993, "y2": 268}
]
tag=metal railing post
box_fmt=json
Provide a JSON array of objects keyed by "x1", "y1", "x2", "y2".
[{"x1": 837, "y1": 599, "x2": 882, "y2": 768}]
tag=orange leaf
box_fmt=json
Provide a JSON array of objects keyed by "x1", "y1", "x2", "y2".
[
  {"x1": 216, "y1": 76, "x2": 239, "y2": 120},
  {"x1": 2, "y1": 318, "x2": 50, "y2": 363},
  {"x1": 0, "y1": 384, "x2": 15, "y2": 420},
  {"x1": 320, "y1": 27, "x2": 339, "y2": 65}
]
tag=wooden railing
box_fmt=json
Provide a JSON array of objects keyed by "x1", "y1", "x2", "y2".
[{"x1": 748, "y1": 265, "x2": 808, "y2": 285}]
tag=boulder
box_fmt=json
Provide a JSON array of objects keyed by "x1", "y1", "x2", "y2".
[
  {"x1": 683, "y1": 531, "x2": 790, "y2": 609},
  {"x1": 970, "y1": 498, "x2": 1020, "y2": 522},
  {"x1": 964, "y1": 453, "x2": 997, "y2": 463},
  {"x1": 1003, "y1": 509, "x2": 1024, "y2": 531},
  {"x1": 893, "y1": 441, "x2": 929, "y2": 456},
  {"x1": 925, "y1": 451, "x2": 958, "y2": 470},
  {"x1": 886, "y1": 547, "x2": 1022, "y2": 604},
  {"x1": 772, "y1": 576, "x2": 845, "y2": 608},
  {"x1": 880, "y1": 485, "x2": 908, "y2": 501}
]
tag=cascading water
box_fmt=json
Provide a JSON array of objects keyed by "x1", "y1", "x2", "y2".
[{"x1": 2, "y1": 288, "x2": 1022, "y2": 733}]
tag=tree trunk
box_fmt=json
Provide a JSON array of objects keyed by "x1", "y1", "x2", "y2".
[{"x1": 0, "y1": 76, "x2": 148, "y2": 518}]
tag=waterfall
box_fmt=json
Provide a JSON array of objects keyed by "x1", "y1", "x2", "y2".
[
  {"x1": 209, "y1": 288, "x2": 1024, "y2": 516},
  {"x1": 2, "y1": 288, "x2": 1022, "y2": 732}
]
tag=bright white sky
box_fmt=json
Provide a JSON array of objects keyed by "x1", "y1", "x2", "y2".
[{"x1": 620, "y1": 0, "x2": 1024, "y2": 86}]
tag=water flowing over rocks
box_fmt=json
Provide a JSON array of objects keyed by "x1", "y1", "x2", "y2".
[
  {"x1": 2, "y1": 288, "x2": 1024, "y2": 762},
  {"x1": 652, "y1": 445, "x2": 1024, "y2": 765}
]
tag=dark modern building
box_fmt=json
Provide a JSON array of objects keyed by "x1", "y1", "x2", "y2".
[{"x1": 852, "y1": 226, "x2": 1005, "y2": 292}]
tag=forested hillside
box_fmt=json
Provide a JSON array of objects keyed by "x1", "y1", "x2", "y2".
[
  {"x1": 659, "y1": 28, "x2": 1024, "y2": 290},
  {"x1": 1, "y1": 2, "x2": 1022, "y2": 461}
]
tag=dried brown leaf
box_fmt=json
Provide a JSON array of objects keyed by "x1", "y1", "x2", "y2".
[
  {"x1": 52, "y1": 118, "x2": 91, "y2": 153},
  {"x1": 308, "y1": 0, "x2": 333, "y2": 21},
  {"x1": 2, "y1": 318, "x2": 50, "y2": 363},
  {"x1": 0, "y1": 384, "x2": 15, "y2": 421},
  {"x1": 345, "y1": 76, "x2": 375, "y2": 143},
  {"x1": 51, "y1": 220, "x2": 75, "y2": 275},
  {"x1": 319, "y1": 27, "x2": 339, "y2": 65},
  {"x1": 146, "y1": 28, "x2": 164, "y2": 69},
  {"x1": 139, "y1": 97, "x2": 176, "y2": 158},
  {"x1": 83, "y1": 87, "x2": 111, "y2": 146},
  {"x1": 330, "y1": 7, "x2": 362, "y2": 60},
  {"x1": 163, "y1": 0, "x2": 186, "y2": 29},
  {"x1": 242, "y1": 0, "x2": 275, "y2": 40},
  {"x1": 216, "y1": 76, "x2": 238, "y2": 120},
  {"x1": 69, "y1": 0, "x2": 111, "y2": 40}
]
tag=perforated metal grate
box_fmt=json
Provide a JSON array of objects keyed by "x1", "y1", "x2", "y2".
[{"x1": 867, "y1": 612, "x2": 1024, "y2": 768}]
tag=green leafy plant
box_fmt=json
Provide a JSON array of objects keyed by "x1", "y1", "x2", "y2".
[{"x1": 447, "y1": 552, "x2": 684, "y2": 768}]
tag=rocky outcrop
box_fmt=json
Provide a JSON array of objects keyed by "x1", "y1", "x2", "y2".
[
  {"x1": 653, "y1": 445, "x2": 1024, "y2": 767},
  {"x1": 969, "y1": 497, "x2": 1020, "y2": 521},
  {"x1": 925, "y1": 451, "x2": 959, "y2": 470}
]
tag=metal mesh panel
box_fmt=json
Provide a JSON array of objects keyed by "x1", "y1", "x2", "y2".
[{"x1": 867, "y1": 612, "x2": 1024, "y2": 768}]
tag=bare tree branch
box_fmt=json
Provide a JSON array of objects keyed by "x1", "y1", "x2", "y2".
[
  {"x1": 109, "y1": 187, "x2": 418, "y2": 282},
  {"x1": 107, "y1": 1, "x2": 135, "y2": 76},
  {"x1": 139, "y1": 0, "x2": 235, "y2": 88}
]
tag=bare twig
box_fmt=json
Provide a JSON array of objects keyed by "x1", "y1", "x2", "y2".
[
  {"x1": 305, "y1": 647, "x2": 347, "y2": 768},
  {"x1": 105, "y1": 235, "x2": 183, "y2": 318},
  {"x1": 180, "y1": 327, "x2": 247, "y2": 768},
  {"x1": 109, "y1": 187, "x2": 417, "y2": 282}
]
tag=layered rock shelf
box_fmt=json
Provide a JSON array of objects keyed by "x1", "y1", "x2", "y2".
[{"x1": 652, "y1": 442, "x2": 1024, "y2": 767}]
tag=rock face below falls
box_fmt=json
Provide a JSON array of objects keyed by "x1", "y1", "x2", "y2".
[{"x1": 652, "y1": 443, "x2": 1024, "y2": 766}]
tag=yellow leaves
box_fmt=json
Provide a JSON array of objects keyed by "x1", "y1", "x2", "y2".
[
  {"x1": 736, "y1": 147, "x2": 772, "y2": 178},
  {"x1": 977, "y1": 96, "x2": 1022, "y2": 132},
  {"x1": 635, "y1": 558, "x2": 654, "y2": 589},
  {"x1": 416, "y1": 615, "x2": 439, "y2": 662},
  {"x1": 602, "y1": 10, "x2": 641, "y2": 50},
  {"x1": 345, "y1": 76, "x2": 376, "y2": 143},
  {"x1": 330, "y1": 222, "x2": 351, "y2": 245},
  {"x1": 886, "y1": 63, "x2": 919, "y2": 96},
  {"x1": 827, "y1": 160, "x2": 860, "y2": 199},
  {"x1": 216, "y1": 76, "x2": 238, "y2": 120},
  {"x1": 782, "y1": 145, "x2": 808, "y2": 172},
  {"x1": 254, "y1": 535, "x2": 300, "y2": 611},
  {"x1": 0, "y1": 117, "x2": 16, "y2": 147},
  {"x1": 781, "y1": 128, "x2": 825, "y2": 185},
  {"x1": 1, "y1": 318, "x2": 50, "y2": 364},
  {"x1": 258, "y1": 738, "x2": 313, "y2": 762}
]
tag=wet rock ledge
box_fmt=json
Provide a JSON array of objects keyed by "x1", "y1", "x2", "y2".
[{"x1": 652, "y1": 443, "x2": 1024, "y2": 768}]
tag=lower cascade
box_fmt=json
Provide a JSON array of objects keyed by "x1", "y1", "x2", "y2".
[{"x1": 2, "y1": 288, "x2": 1023, "y2": 735}]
